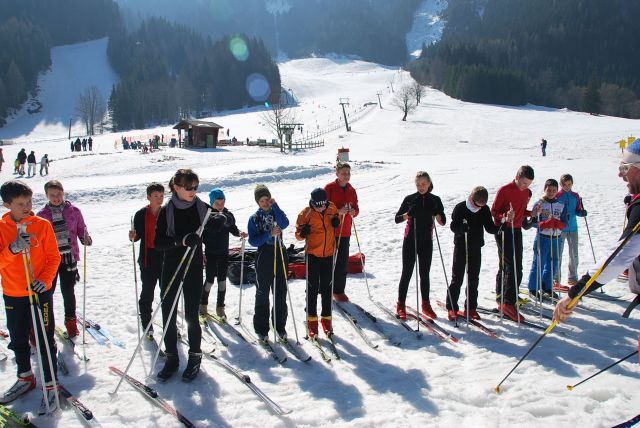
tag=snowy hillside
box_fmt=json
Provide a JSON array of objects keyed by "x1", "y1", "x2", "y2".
[
  {"x1": 0, "y1": 38, "x2": 118, "y2": 143},
  {"x1": 0, "y1": 38, "x2": 639, "y2": 428},
  {"x1": 406, "y1": 0, "x2": 448, "y2": 59}
]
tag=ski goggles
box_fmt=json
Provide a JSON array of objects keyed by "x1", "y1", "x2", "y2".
[{"x1": 619, "y1": 162, "x2": 640, "y2": 175}]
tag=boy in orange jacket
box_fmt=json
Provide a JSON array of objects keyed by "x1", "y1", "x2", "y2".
[
  {"x1": 295, "y1": 188, "x2": 340, "y2": 337},
  {"x1": 0, "y1": 181, "x2": 61, "y2": 411}
]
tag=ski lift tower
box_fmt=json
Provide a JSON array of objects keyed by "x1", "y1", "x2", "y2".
[
  {"x1": 339, "y1": 98, "x2": 350, "y2": 131},
  {"x1": 279, "y1": 122, "x2": 303, "y2": 152}
]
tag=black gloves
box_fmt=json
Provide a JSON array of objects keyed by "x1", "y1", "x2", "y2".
[
  {"x1": 624, "y1": 195, "x2": 632, "y2": 205},
  {"x1": 331, "y1": 215, "x2": 341, "y2": 228},
  {"x1": 568, "y1": 273, "x2": 602, "y2": 299},
  {"x1": 300, "y1": 223, "x2": 311, "y2": 238},
  {"x1": 30, "y1": 279, "x2": 47, "y2": 294},
  {"x1": 182, "y1": 232, "x2": 202, "y2": 248},
  {"x1": 581, "y1": 209, "x2": 588, "y2": 217}
]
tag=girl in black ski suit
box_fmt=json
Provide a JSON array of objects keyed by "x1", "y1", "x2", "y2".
[{"x1": 394, "y1": 171, "x2": 446, "y2": 320}]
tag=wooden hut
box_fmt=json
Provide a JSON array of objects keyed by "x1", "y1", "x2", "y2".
[{"x1": 173, "y1": 119, "x2": 223, "y2": 148}]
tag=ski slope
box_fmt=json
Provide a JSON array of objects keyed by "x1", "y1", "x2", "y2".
[{"x1": 0, "y1": 37, "x2": 639, "y2": 428}]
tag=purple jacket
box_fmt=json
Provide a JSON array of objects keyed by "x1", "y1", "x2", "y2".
[{"x1": 37, "y1": 200, "x2": 88, "y2": 261}]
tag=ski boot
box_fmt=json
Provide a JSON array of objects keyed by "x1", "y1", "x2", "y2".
[
  {"x1": 215, "y1": 306, "x2": 226, "y2": 320},
  {"x1": 157, "y1": 353, "x2": 179, "y2": 383},
  {"x1": 0, "y1": 371, "x2": 36, "y2": 404},
  {"x1": 421, "y1": 300, "x2": 437, "y2": 319},
  {"x1": 182, "y1": 352, "x2": 202, "y2": 382},
  {"x1": 320, "y1": 316, "x2": 333, "y2": 336},
  {"x1": 65, "y1": 316, "x2": 79, "y2": 338},
  {"x1": 333, "y1": 293, "x2": 349, "y2": 302},
  {"x1": 307, "y1": 316, "x2": 319, "y2": 339},
  {"x1": 38, "y1": 382, "x2": 60, "y2": 415},
  {"x1": 396, "y1": 302, "x2": 407, "y2": 320}
]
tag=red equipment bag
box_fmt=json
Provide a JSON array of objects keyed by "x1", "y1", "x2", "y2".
[{"x1": 347, "y1": 253, "x2": 365, "y2": 274}]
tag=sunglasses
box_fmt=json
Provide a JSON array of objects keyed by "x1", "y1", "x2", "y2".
[
  {"x1": 179, "y1": 184, "x2": 199, "y2": 191},
  {"x1": 619, "y1": 163, "x2": 639, "y2": 175}
]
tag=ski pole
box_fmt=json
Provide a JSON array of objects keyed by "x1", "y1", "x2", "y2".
[
  {"x1": 500, "y1": 229, "x2": 505, "y2": 320},
  {"x1": 21, "y1": 236, "x2": 61, "y2": 412},
  {"x1": 279, "y1": 235, "x2": 300, "y2": 344},
  {"x1": 131, "y1": 216, "x2": 141, "y2": 343},
  {"x1": 536, "y1": 216, "x2": 543, "y2": 321},
  {"x1": 112, "y1": 208, "x2": 211, "y2": 395},
  {"x1": 434, "y1": 216, "x2": 457, "y2": 327},
  {"x1": 549, "y1": 232, "x2": 555, "y2": 306},
  {"x1": 495, "y1": 219, "x2": 640, "y2": 393},
  {"x1": 271, "y1": 235, "x2": 278, "y2": 343},
  {"x1": 464, "y1": 221, "x2": 469, "y2": 324},
  {"x1": 350, "y1": 216, "x2": 371, "y2": 299},
  {"x1": 82, "y1": 229, "x2": 87, "y2": 361},
  {"x1": 331, "y1": 212, "x2": 347, "y2": 297},
  {"x1": 567, "y1": 350, "x2": 638, "y2": 391},
  {"x1": 510, "y1": 204, "x2": 521, "y2": 326},
  {"x1": 413, "y1": 217, "x2": 419, "y2": 332},
  {"x1": 21, "y1": 249, "x2": 54, "y2": 413},
  {"x1": 234, "y1": 238, "x2": 246, "y2": 325},
  {"x1": 581, "y1": 198, "x2": 603, "y2": 294}
]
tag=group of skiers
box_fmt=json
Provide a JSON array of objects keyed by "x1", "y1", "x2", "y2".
[
  {"x1": 13, "y1": 149, "x2": 49, "y2": 177},
  {"x1": 0, "y1": 138, "x2": 637, "y2": 414},
  {"x1": 71, "y1": 137, "x2": 92, "y2": 152},
  {"x1": 0, "y1": 179, "x2": 91, "y2": 413}
]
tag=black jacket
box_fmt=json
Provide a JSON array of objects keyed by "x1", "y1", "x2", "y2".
[
  {"x1": 202, "y1": 207, "x2": 240, "y2": 255},
  {"x1": 395, "y1": 192, "x2": 446, "y2": 241},
  {"x1": 450, "y1": 201, "x2": 500, "y2": 248}
]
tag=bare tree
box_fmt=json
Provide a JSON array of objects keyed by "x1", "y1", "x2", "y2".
[
  {"x1": 76, "y1": 86, "x2": 106, "y2": 135},
  {"x1": 260, "y1": 101, "x2": 296, "y2": 153},
  {"x1": 392, "y1": 84, "x2": 417, "y2": 121},
  {"x1": 411, "y1": 80, "x2": 424, "y2": 105}
]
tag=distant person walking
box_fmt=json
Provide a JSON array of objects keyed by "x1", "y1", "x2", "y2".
[
  {"x1": 26, "y1": 151, "x2": 36, "y2": 177},
  {"x1": 74, "y1": 138, "x2": 81, "y2": 152},
  {"x1": 70, "y1": 140, "x2": 74, "y2": 152},
  {"x1": 88, "y1": 137, "x2": 93, "y2": 151},
  {"x1": 16, "y1": 149, "x2": 26, "y2": 175},
  {"x1": 81, "y1": 139, "x2": 87, "y2": 151},
  {"x1": 40, "y1": 154, "x2": 49, "y2": 176},
  {"x1": 0, "y1": 148, "x2": 4, "y2": 172},
  {"x1": 541, "y1": 138, "x2": 548, "y2": 157}
]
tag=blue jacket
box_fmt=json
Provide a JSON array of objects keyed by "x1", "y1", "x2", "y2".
[
  {"x1": 556, "y1": 190, "x2": 585, "y2": 232},
  {"x1": 247, "y1": 202, "x2": 289, "y2": 248}
]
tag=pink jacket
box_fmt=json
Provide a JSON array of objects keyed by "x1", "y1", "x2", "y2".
[{"x1": 37, "y1": 200, "x2": 89, "y2": 261}]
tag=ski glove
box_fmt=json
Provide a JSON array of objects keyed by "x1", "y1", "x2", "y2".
[
  {"x1": 30, "y1": 279, "x2": 46, "y2": 294},
  {"x1": 624, "y1": 195, "x2": 632, "y2": 205},
  {"x1": 182, "y1": 233, "x2": 202, "y2": 248},
  {"x1": 80, "y1": 235, "x2": 92, "y2": 246},
  {"x1": 300, "y1": 223, "x2": 311, "y2": 238},
  {"x1": 580, "y1": 209, "x2": 588, "y2": 217},
  {"x1": 568, "y1": 273, "x2": 603, "y2": 299},
  {"x1": 9, "y1": 232, "x2": 31, "y2": 254},
  {"x1": 330, "y1": 215, "x2": 341, "y2": 228}
]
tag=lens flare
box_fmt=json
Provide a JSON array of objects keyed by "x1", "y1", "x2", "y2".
[
  {"x1": 246, "y1": 73, "x2": 271, "y2": 102},
  {"x1": 229, "y1": 36, "x2": 249, "y2": 61}
]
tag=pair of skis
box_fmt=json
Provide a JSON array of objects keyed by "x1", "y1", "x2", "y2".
[
  {"x1": 54, "y1": 327, "x2": 89, "y2": 362},
  {"x1": 435, "y1": 301, "x2": 498, "y2": 338},
  {"x1": 76, "y1": 313, "x2": 124, "y2": 348},
  {"x1": 405, "y1": 306, "x2": 459, "y2": 342},
  {"x1": 335, "y1": 300, "x2": 402, "y2": 347},
  {"x1": 0, "y1": 404, "x2": 34, "y2": 427}
]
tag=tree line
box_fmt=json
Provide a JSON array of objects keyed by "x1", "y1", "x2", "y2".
[
  {"x1": 410, "y1": 0, "x2": 640, "y2": 118},
  {"x1": 107, "y1": 17, "x2": 281, "y2": 131},
  {"x1": 0, "y1": 0, "x2": 121, "y2": 126}
]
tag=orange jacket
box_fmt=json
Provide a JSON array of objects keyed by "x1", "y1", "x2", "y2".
[
  {"x1": 295, "y1": 203, "x2": 339, "y2": 258},
  {"x1": 0, "y1": 212, "x2": 61, "y2": 297}
]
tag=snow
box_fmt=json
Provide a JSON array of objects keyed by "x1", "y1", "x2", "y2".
[
  {"x1": 406, "y1": 0, "x2": 448, "y2": 59},
  {"x1": 0, "y1": 35, "x2": 639, "y2": 428}
]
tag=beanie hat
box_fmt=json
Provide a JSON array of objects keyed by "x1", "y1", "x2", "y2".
[
  {"x1": 209, "y1": 188, "x2": 225, "y2": 204},
  {"x1": 623, "y1": 138, "x2": 640, "y2": 163},
  {"x1": 254, "y1": 184, "x2": 271, "y2": 203},
  {"x1": 309, "y1": 188, "x2": 328, "y2": 208}
]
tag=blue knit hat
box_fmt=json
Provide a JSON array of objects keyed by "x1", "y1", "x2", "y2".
[
  {"x1": 623, "y1": 138, "x2": 640, "y2": 163},
  {"x1": 209, "y1": 188, "x2": 225, "y2": 204}
]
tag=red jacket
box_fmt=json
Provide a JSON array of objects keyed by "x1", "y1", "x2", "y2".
[
  {"x1": 324, "y1": 180, "x2": 359, "y2": 237},
  {"x1": 0, "y1": 212, "x2": 61, "y2": 297},
  {"x1": 491, "y1": 181, "x2": 532, "y2": 228}
]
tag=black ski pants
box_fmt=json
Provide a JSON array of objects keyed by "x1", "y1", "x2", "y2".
[
  {"x1": 139, "y1": 248, "x2": 162, "y2": 331},
  {"x1": 253, "y1": 244, "x2": 288, "y2": 337},
  {"x1": 51, "y1": 261, "x2": 78, "y2": 319},
  {"x1": 307, "y1": 255, "x2": 332, "y2": 318},
  {"x1": 495, "y1": 228, "x2": 523, "y2": 306},
  {"x1": 446, "y1": 242, "x2": 482, "y2": 312},
  {"x1": 160, "y1": 251, "x2": 203, "y2": 355},
  {"x1": 397, "y1": 236, "x2": 433, "y2": 303},
  {"x1": 201, "y1": 251, "x2": 228, "y2": 308},
  {"x1": 332, "y1": 236, "x2": 350, "y2": 295},
  {"x1": 4, "y1": 289, "x2": 57, "y2": 382}
]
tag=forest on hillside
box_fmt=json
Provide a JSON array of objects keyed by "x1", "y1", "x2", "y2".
[{"x1": 410, "y1": 0, "x2": 640, "y2": 117}]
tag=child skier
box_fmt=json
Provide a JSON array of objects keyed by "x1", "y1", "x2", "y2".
[
  {"x1": 0, "y1": 181, "x2": 61, "y2": 411},
  {"x1": 324, "y1": 162, "x2": 359, "y2": 302},
  {"x1": 556, "y1": 174, "x2": 587, "y2": 286},
  {"x1": 129, "y1": 182, "x2": 165, "y2": 337},
  {"x1": 248, "y1": 184, "x2": 290, "y2": 342},
  {"x1": 37, "y1": 180, "x2": 92, "y2": 338},
  {"x1": 394, "y1": 171, "x2": 446, "y2": 320},
  {"x1": 527, "y1": 179, "x2": 569, "y2": 298},
  {"x1": 295, "y1": 188, "x2": 340, "y2": 338},
  {"x1": 445, "y1": 186, "x2": 500, "y2": 320},
  {"x1": 200, "y1": 188, "x2": 247, "y2": 318}
]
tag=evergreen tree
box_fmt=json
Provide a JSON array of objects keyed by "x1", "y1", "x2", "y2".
[{"x1": 583, "y1": 74, "x2": 601, "y2": 115}]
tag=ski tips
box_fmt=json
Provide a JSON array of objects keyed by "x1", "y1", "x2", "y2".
[
  {"x1": 494, "y1": 385, "x2": 502, "y2": 394},
  {"x1": 566, "y1": 385, "x2": 574, "y2": 391}
]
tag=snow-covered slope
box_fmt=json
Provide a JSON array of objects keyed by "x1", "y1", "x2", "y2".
[
  {"x1": 0, "y1": 39, "x2": 639, "y2": 427},
  {"x1": 0, "y1": 38, "x2": 118, "y2": 142},
  {"x1": 406, "y1": 0, "x2": 448, "y2": 59}
]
